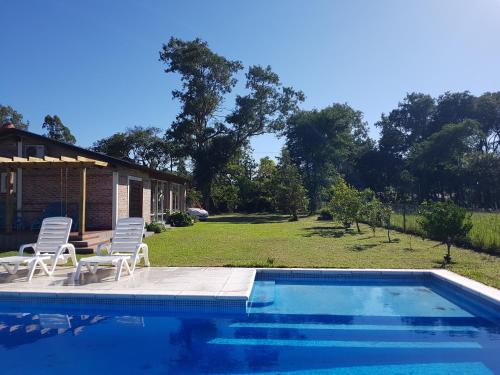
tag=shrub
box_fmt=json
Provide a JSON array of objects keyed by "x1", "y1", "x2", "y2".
[
  {"x1": 169, "y1": 211, "x2": 194, "y2": 227},
  {"x1": 146, "y1": 221, "x2": 167, "y2": 234},
  {"x1": 318, "y1": 208, "x2": 333, "y2": 220},
  {"x1": 329, "y1": 177, "x2": 363, "y2": 231},
  {"x1": 418, "y1": 201, "x2": 473, "y2": 263}
]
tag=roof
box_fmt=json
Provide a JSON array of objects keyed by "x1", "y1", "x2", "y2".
[{"x1": 0, "y1": 127, "x2": 189, "y2": 184}]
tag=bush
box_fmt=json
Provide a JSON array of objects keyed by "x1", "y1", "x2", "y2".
[
  {"x1": 418, "y1": 201, "x2": 473, "y2": 263},
  {"x1": 318, "y1": 208, "x2": 333, "y2": 220},
  {"x1": 146, "y1": 221, "x2": 167, "y2": 233},
  {"x1": 169, "y1": 211, "x2": 195, "y2": 227}
]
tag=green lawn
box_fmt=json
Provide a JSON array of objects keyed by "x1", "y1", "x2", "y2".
[
  {"x1": 145, "y1": 214, "x2": 500, "y2": 289},
  {"x1": 391, "y1": 211, "x2": 500, "y2": 254}
]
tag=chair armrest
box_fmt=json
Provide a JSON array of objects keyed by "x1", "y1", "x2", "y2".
[
  {"x1": 19, "y1": 243, "x2": 36, "y2": 256},
  {"x1": 96, "y1": 243, "x2": 111, "y2": 255},
  {"x1": 52, "y1": 243, "x2": 76, "y2": 257}
]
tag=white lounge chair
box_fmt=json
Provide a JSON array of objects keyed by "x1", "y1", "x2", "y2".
[
  {"x1": 0, "y1": 217, "x2": 77, "y2": 281},
  {"x1": 74, "y1": 218, "x2": 149, "y2": 281}
]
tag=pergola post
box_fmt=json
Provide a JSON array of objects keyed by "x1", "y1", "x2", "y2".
[
  {"x1": 5, "y1": 170, "x2": 15, "y2": 234},
  {"x1": 79, "y1": 167, "x2": 87, "y2": 236}
]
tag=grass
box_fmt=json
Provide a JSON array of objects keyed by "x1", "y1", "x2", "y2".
[
  {"x1": 145, "y1": 213, "x2": 500, "y2": 289},
  {"x1": 391, "y1": 211, "x2": 500, "y2": 254}
]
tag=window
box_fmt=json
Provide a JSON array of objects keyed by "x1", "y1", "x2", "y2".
[
  {"x1": 24, "y1": 145, "x2": 45, "y2": 158},
  {"x1": 0, "y1": 172, "x2": 16, "y2": 193}
]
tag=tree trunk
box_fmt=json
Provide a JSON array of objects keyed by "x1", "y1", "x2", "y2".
[
  {"x1": 355, "y1": 221, "x2": 361, "y2": 233},
  {"x1": 291, "y1": 211, "x2": 298, "y2": 221},
  {"x1": 444, "y1": 242, "x2": 452, "y2": 263},
  {"x1": 387, "y1": 228, "x2": 391, "y2": 243}
]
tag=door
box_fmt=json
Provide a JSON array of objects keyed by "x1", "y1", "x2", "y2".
[{"x1": 129, "y1": 179, "x2": 143, "y2": 218}]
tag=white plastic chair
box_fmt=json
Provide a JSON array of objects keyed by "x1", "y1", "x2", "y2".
[
  {"x1": 0, "y1": 217, "x2": 77, "y2": 281},
  {"x1": 74, "y1": 218, "x2": 149, "y2": 281}
]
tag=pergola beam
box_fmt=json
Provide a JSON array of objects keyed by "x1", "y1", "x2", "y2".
[{"x1": 0, "y1": 156, "x2": 108, "y2": 169}]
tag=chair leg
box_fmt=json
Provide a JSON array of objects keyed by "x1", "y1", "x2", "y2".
[
  {"x1": 2, "y1": 263, "x2": 20, "y2": 275},
  {"x1": 143, "y1": 245, "x2": 150, "y2": 267},
  {"x1": 74, "y1": 263, "x2": 83, "y2": 280},
  {"x1": 27, "y1": 260, "x2": 40, "y2": 282},
  {"x1": 115, "y1": 260, "x2": 124, "y2": 281}
]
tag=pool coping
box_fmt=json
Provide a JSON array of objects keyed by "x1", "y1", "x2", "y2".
[
  {"x1": 255, "y1": 268, "x2": 500, "y2": 308},
  {"x1": 0, "y1": 268, "x2": 498, "y2": 311}
]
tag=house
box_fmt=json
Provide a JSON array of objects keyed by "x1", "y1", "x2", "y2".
[{"x1": 0, "y1": 123, "x2": 189, "y2": 251}]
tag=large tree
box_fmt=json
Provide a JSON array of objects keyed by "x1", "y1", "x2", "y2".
[
  {"x1": 42, "y1": 115, "x2": 76, "y2": 144},
  {"x1": 0, "y1": 104, "x2": 29, "y2": 130},
  {"x1": 408, "y1": 120, "x2": 483, "y2": 202},
  {"x1": 92, "y1": 126, "x2": 180, "y2": 171},
  {"x1": 160, "y1": 37, "x2": 303, "y2": 208},
  {"x1": 286, "y1": 104, "x2": 371, "y2": 211}
]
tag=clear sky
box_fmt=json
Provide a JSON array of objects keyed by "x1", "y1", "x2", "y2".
[{"x1": 1, "y1": 0, "x2": 500, "y2": 160}]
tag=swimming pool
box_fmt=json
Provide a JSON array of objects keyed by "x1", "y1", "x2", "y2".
[{"x1": 0, "y1": 271, "x2": 498, "y2": 374}]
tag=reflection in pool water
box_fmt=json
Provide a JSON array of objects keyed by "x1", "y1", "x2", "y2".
[{"x1": 0, "y1": 277, "x2": 499, "y2": 374}]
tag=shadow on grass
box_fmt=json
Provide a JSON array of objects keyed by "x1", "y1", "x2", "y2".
[
  {"x1": 350, "y1": 243, "x2": 379, "y2": 251},
  {"x1": 208, "y1": 214, "x2": 290, "y2": 224},
  {"x1": 303, "y1": 227, "x2": 359, "y2": 238}
]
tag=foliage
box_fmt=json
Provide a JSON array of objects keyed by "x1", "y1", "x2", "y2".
[
  {"x1": 0, "y1": 104, "x2": 29, "y2": 130},
  {"x1": 418, "y1": 201, "x2": 473, "y2": 263},
  {"x1": 146, "y1": 221, "x2": 167, "y2": 233},
  {"x1": 286, "y1": 104, "x2": 372, "y2": 211},
  {"x1": 186, "y1": 188, "x2": 203, "y2": 207},
  {"x1": 328, "y1": 177, "x2": 363, "y2": 230},
  {"x1": 391, "y1": 210, "x2": 500, "y2": 254},
  {"x1": 318, "y1": 208, "x2": 333, "y2": 221},
  {"x1": 273, "y1": 148, "x2": 308, "y2": 220},
  {"x1": 379, "y1": 203, "x2": 393, "y2": 242},
  {"x1": 42, "y1": 115, "x2": 76, "y2": 144},
  {"x1": 160, "y1": 37, "x2": 303, "y2": 208},
  {"x1": 168, "y1": 211, "x2": 194, "y2": 227},
  {"x1": 368, "y1": 91, "x2": 500, "y2": 208},
  {"x1": 362, "y1": 196, "x2": 382, "y2": 236},
  {"x1": 92, "y1": 126, "x2": 182, "y2": 171}
]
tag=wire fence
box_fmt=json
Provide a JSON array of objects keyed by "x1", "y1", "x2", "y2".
[{"x1": 390, "y1": 204, "x2": 500, "y2": 255}]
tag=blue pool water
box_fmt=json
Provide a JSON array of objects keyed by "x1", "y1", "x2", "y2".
[{"x1": 0, "y1": 275, "x2": 499, "y2": 374}]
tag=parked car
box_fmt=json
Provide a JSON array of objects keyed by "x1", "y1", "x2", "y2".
[{"x1": 188, "y1": 207, "x2": 209, "y2": 221}]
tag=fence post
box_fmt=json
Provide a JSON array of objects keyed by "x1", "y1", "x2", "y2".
[{"x1": 403, "y1": 204, "x2": 407, "y2": 233}]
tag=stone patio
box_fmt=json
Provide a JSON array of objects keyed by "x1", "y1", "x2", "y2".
[{"x1": 0, "y1": 266, "x2": 256, "y2": 300}]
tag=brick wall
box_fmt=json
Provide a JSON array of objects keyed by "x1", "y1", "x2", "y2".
[{"x1": 21, "y1": 168, "x2": 113, "y2": 230}]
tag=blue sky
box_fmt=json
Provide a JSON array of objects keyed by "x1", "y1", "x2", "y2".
[{"x1": 1, "y1": 0, "x2": 500, "y2": 160}]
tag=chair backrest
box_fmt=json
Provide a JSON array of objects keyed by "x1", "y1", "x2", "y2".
[
  {"x1": 110, "y1": 218, "x2": 145, "y2": 254},
  {"x1": 36, "y1": 217, "x2": 72, "y2": 253}
]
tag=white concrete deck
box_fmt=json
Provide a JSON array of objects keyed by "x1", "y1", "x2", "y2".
[
  {"x1": 0, "y1": 266, "x2": 497, "y2": 308},
  {"x1": 0, "y1": 267, "x2": 256, "y2": 300}
]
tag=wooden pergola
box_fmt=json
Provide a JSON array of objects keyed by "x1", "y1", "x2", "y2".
[{"x1": 0, "y1": 156, "x2": 108, "y2": 235}]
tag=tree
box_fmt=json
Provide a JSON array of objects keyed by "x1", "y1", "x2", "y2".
[
  {"x1": 42, "y1": 115, "x2": 76, "y2": 144},
  {"x1": 286, "y1": 104, "x2": 371, "y2": 211},
  {"x1": 160, "y1": 37, "x2": 303, "y2": 208},
  {"x1": 92, "y1": 127, "x2": 180, "y2": 171},
  {"x1": 329, "y1": 177, "x2": 363, "y2": 231},
  {"x1": 254, "y1": 157, "x2": 278, "y2": 212},
  {"x1": 273, "y1": 148, "x2": 308, "y2": 221},
  {"x1": 0, "y1": 104, "x2": 29, "y2": 130},
  {"x1": 418, "y1": 201, "x2": 473, "y2": 263},
  {"x1": 363, "y1": 196, "x2": 382, "y2": 237},
  {"x1": 408, "y1": 120, "x2": 483, "y2": 202},
  {"x1": 92, "y1": 132, "x2": 132, "y2": 159}
]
